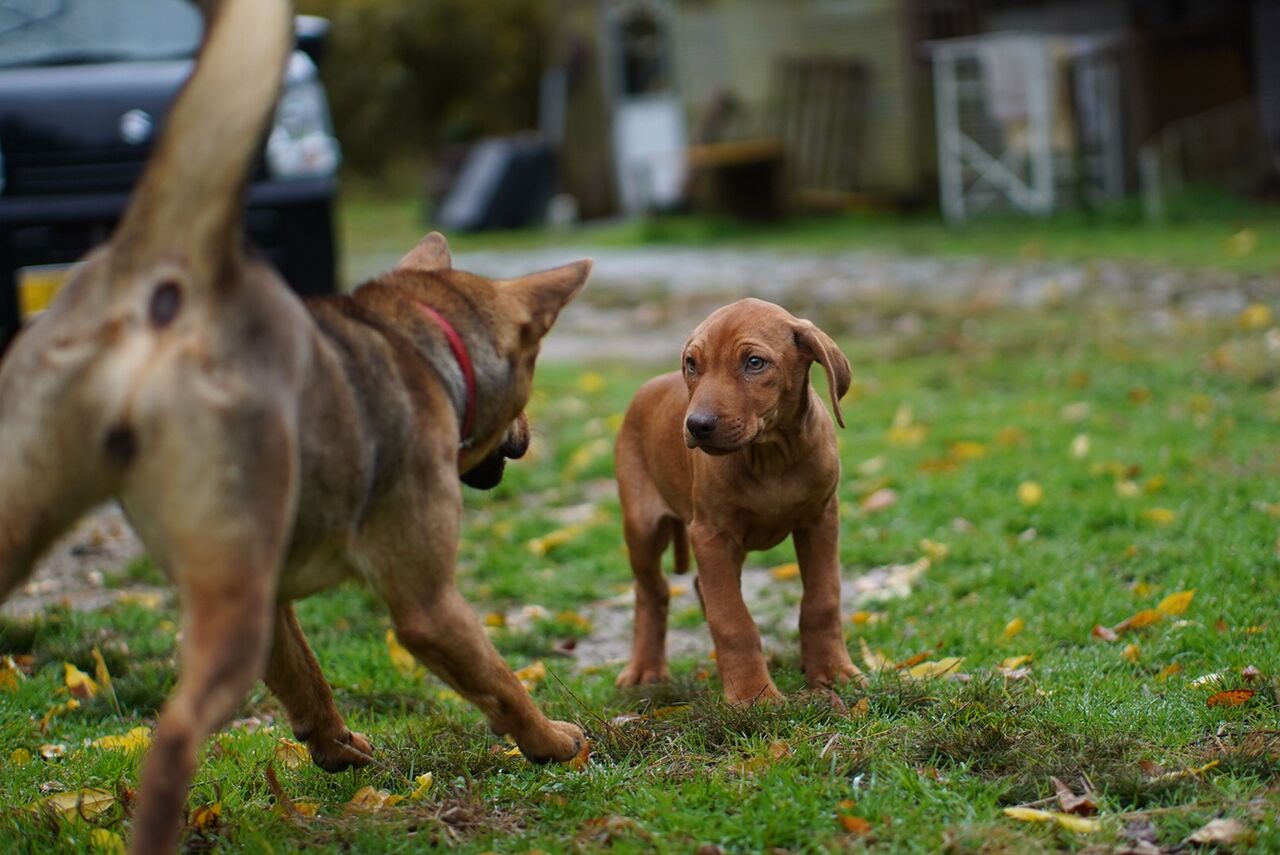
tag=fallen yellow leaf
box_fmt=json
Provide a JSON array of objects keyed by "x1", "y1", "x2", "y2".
[
  {"x1": 1003, "y1": 617, "x2": 1025, "y2": 640},
  {"x1": 515, "y1": 660, "x2": 547, "y2": 691},
  {"x1": 10, "y1": 748, "x2": 31, "y2": 765},
  {"x1": 850, "y1": 610, "x2": 875, "y2": 626},
  {"x1": 859, "y1": 639, "x2": 893, "y2": 672},
  {"x1": 408, "y1": 772, "x2": 434, "y2": 800},
  {"x1": 1070, "y1": 434, "x2": 1090, "y2": 459},
  {"x1": 343, "y1": 785, "x2": 403, "y2": 814},
  {"x1": 1122, "y1": 643, "x2": 1140, "y2": 663},
  {"x1": 1114, "y1": 609, "x2": 1163, "y2": 633},
  {"x1": 1156, "y1": 589, "x2": 1195, "y2": 616},
  {"x1": 64, "y1": 662, "x2": 98, "y2": 700},
  {"x1": 0, "y1": 656, "x2": 23, "y2": 692},
  {"x1": 90, "y1": 647, "x2": 112, "y2": 694},
  {"x1": 1017, "y1": 481, "x2": 1043, "y2": 507},
  {"x1": 274, "y1": 738, "x2": 310, "y2": 770},
  {"x1": 1140, "y1": 507, "x2": 1176, "y2": 526},
  {"x1": 39, "y1": 743, "x2": 66, "y2": 759},
  {"x1": 1239, "y1": 300, "x2": 1270, "y2": 328},
  {"x1": 919, "y1": 539, "x2": 950, "y2": 562},
  {"x1": 385, "y1": 629, "x2": 421, "y2": 676},
  {"x1": 1003, "y1": 807, "x2": 1100, "y2": 833},
  {"x1": 190, "y1": 802, "x2": 221, "y2": 831},
  {"x1": 577, "y1": 372, "x2": 606, "y2": 394},
  {"x1": 526, "y1": 526, "x2": 580, "y2": 556},
  {"x1": 483, "y1": 611, "x2": 507, "y2": 628},
  {"x1": 39, "y1": 698, "x2": 80, "y2": 732},
  {"x1": 89, "y1": 828, "x2": 126, "y2": 854},
  {"x1": 770, "y1": 563, "x2": 800, "y2": 581},
  {"x1": 1156, "y1": 663, "x2": 1183, "y2": 682},
  {"x1": 906, "y1": 657, "x2": 964, "y2": 680},
  {"x1": 1000, "y1": 655, "x2": 1032, "y2": 670},
  {"x1": 837, "y1": 813, "x2": 873, "y2": 834},
  {"x1": 91, "y1": 726, "x2": 150, "y2": 754},
  {"x1": 949, "y1": 441, "x2": 986, "y2": 461},
  {"x1": 31, "y1": 787, "x2": 115, "y2": 821}
]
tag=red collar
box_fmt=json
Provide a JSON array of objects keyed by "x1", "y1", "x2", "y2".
[{"x1": 411, "y1": 299, "x2": 476, "y2": 449}]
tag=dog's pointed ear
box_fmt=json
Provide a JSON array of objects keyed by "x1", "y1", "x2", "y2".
[
  {"x1": 506, "y1": 259, "x2": 592, "y2": 341},
  {"x1": 398, "y1": 232, "x2": 453, "y2": 273},
  {"x1": 112, "y1": 0, "x2": 292, "y2": 280},
  {"x1": 793, "y1": 320, "x2": 851, "y2": 428}
]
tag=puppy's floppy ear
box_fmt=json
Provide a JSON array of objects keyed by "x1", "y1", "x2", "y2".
[
  {"x1": 506, "y1": 259, "x2": 593, "y2": 341},
  {"x1": 793, "y1": 320, "x2": 851, "y2": 428},
  {"x1": 398, "y1": 232, "x2": 452, "y2": 273}
]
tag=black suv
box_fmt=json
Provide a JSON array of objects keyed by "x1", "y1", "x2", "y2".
[{"x1": 0, "y1": 0, "x2": 341, "y2": 350}]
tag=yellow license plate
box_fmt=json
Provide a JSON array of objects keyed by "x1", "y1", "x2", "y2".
[{"x1": 17, "y1": 264, "x2": 75, "y2": 320}]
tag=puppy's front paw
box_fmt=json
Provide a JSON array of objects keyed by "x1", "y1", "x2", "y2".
[
  {"x1": 308, "y1": 729, "x2": 374, "y2": 773},
  {"x1": 805, "y1": 655, "x2": 867, "y2": 690},
  {"x1": 724, "y1": 681, "x2": 783, "y2": 706},
  {"x1": 517, "y1": 720, "x2": 585, "y2": 765},
  {"x1": 615, "y1": 660, "x2": 670, "y2": 688}
]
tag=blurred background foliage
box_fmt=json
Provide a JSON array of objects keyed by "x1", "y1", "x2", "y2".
[{"x1": 296, "y1": 0, "x2": 549, "y2": 175}]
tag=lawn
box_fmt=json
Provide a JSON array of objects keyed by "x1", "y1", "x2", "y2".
[
  {"x1": 337, "y1": 181, "x2": 1280, "y2": 281},
  {"x1": 3, "y1": 294, "x2": 1280, "y2": 852}
]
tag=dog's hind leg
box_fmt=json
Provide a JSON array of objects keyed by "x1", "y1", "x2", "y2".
[
  {"x1": 124, "y1": 407, "x2": 296, "y2": 854},
  {"x1": 264, "y1": 603, "x2": 373, "y2": 772},
  {"x1": 0, "y1": 354, "x2": 114, "y2": 603}
]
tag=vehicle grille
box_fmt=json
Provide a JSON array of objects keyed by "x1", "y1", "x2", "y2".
[{"x1": 7, "y1": 151, "x2": 148, "y2": 195}]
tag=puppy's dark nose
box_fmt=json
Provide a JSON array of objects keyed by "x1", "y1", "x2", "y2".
[{"x1": 685, "y1": 411, "x2": 718, "y2": 439}]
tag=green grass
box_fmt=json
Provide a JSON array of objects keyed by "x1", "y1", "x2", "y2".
[
  {"x1": 339, "y1": 182, "x2": 1280, "y2": 276},
  {"x1": 4, "y1": 299, "x2": 1280, "y2": 852}
]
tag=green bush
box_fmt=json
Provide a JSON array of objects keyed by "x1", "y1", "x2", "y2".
[{"x1": 297, "y1": 0, "x2": 549, "y2": 174}]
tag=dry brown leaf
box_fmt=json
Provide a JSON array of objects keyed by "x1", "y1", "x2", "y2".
[
  {"x1": 1092, "y1": 624, "x2": 1118, "y2": 642},
  {"x1": 0, "y1": 656, "x2": 24, "y2": 692},
  {"x1": 1186, "y1": 817, "x2": 1251, "y2": 847},
  {"x1": 850, "y1": 697, "x2": 870, "y2": 718},
  {"x1": 1206, "y1": 689, "x2": 1255, "y2": 708},
  {"x1": 1156, "y1": 663, "x2": 1183, "y2": 682},
  {"x1": 837, "y1": 814, "x2": 873, "y2": 835},
  {"x1": 1051, "y1": 777, "x2": 1097, "y2": 816},
  {"x1": 568, "y1": 739, "x2": 592, "y2": 771},
  {"x1": 1241, "y1": 665, "x2": 1261, "y2": 682}
]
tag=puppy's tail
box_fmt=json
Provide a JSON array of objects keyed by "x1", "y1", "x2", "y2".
[
  {"x1": 112, "y1": 0, "x2": 294, "y2": 284},
  {"x1": 670, "y1": 519, "x2": 691, "y2": 575}
]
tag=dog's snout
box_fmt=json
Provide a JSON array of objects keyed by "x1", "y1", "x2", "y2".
[{"x1": 685, "y1": 410, "x2": 718, "y2": 439}]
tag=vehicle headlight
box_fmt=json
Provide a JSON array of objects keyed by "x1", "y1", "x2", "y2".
[{"x1": 266, "y1": 54, "x2": 341, "y2": 179}]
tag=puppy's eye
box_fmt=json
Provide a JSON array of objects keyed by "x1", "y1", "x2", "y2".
[
  {"x1": 744, "y1": 355, "x2": 767, "y2": 372},
  {"x1": 684, "y1": 356, "x2": 697, "y2": 374}
]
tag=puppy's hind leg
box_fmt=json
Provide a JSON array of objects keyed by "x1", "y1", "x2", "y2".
[
  {"x1": 615, "y1": 433, "x2": 674, "y2": 687},
  {"x1": 615, "y1": 514, "x2": 675, "y2": 687},
  {"x1": 264, "y1": 603, "x2": 373, "y2": 772}
]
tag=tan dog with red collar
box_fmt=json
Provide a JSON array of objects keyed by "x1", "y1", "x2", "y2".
[
  {"x1": 615, "y1": 298, "x2": 862, "y2": 703},
  {"x1": 0, "y1": 2, "x2": 587, "y2": 851}
]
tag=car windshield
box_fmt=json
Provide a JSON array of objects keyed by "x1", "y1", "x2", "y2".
[{"x1": 0, "y1": 0, "x2": 201, "y2": 68}]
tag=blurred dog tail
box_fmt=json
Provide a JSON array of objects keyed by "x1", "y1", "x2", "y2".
[
  {"x1": 112, "y1": 0, "x2": 294, "y2": 285},
  {"x1": 670, "y1": 519, "x2": 691, "y2": 575}
]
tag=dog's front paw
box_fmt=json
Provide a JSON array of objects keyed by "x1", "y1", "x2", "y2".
[
  {"x1": 516, "y1": 720, "x2": 585, "y2": 765},
  {"x1": 724, "y1": 680, "x2": 783, "y2": 706},
  {"x1": 308, "y1": 729, "x2": 374, "y2": 773},
  {"x1": 615, "y1": 660, "x2": 670, "y2": 688}
]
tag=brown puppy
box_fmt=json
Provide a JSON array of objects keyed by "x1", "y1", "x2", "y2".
[
  {"x1": 0, "y1": 2, "x2": 587, "y2": 852},
  {"x1": 614, "y1": 298, "x2": 862, "y2": 703}
]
